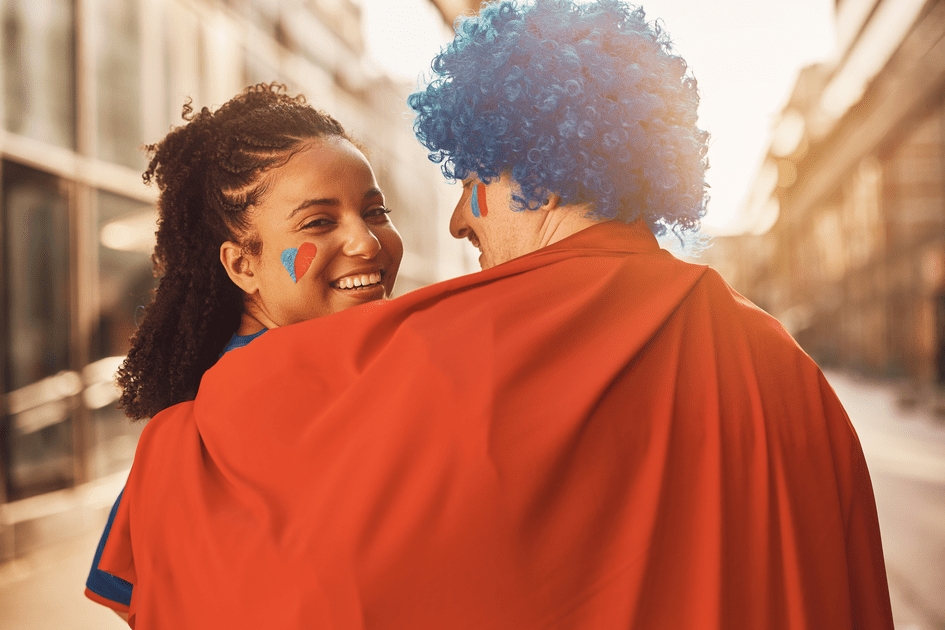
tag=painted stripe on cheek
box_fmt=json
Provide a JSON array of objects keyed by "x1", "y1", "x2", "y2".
[
  {"x1": 294, "y1": 242, "x2": 317, "y2": 281},
  {"x1": 471, "y1": 182, "x2": 488, "y2": 218},
  {"x1": 281, "y1": 248, "x2": 298, "y2": 282},
  {"x1": 280, "y1": 243, "x2": 318, "y2": 283}
]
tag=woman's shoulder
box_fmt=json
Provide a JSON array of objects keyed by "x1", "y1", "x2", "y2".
[{"x1": 134, "y1": 401, "x2": 200, "y2": 462}]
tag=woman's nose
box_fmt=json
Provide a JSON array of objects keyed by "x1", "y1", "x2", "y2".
[{"x1": 342, "y1": 220, "x2": 383, "y2": 258}]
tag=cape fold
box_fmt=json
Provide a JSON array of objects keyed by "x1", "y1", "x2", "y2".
[{"x1": 101, "y1": 220, "x2": 893, "y2": 629}]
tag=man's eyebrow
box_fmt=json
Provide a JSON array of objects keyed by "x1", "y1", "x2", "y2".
[{"x1": 286, "y1": 188, "x2": 384, "y2": 220}]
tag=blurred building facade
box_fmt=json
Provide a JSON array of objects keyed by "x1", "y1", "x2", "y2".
[
  {"x1": 0, "y1": 0, "x2": 479, "y2": 560},
  {"x1": 708, "y1": 0, "x2": 945, "y2": 390}
]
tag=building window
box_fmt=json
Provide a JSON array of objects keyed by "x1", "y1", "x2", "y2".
[
  {"x1": 164, "y1": 2, "x2": 204, "y2": 129},
  {"x1": 91, "y1": 0, "x2": 144, "y2": 170},
  {"x1": 1, "y1": 0, "x2": 77, "y2": 151},
  {"x1": 2, "y1": 161, "x2": 74, "y2": 499},
  {"x1": 86, "y1": 191, "x2": 154, "y2": 479}
]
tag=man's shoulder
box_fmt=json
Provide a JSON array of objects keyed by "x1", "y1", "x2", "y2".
[
  {"x1": 684, "y1": 266, "x2": 823, "y2": 383},
  {"x1": 698, "y1": 267, "x2": 796, "y2": 338}
]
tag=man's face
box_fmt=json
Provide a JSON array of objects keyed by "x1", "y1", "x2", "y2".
[{"x1": 449, "y1": 173, "x2": 546, "y2": 270}]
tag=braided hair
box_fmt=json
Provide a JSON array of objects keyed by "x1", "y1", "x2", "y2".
[{"x1": 117, "y1": 83, "x2": 355, "y2": 420}]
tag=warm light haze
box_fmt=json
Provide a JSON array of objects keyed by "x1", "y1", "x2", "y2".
[{"x1": 358, "y1": 0, "x2": 836, "y2": 236}]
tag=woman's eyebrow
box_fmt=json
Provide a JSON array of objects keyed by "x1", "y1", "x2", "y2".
[
  {"x1": 287, "y1": 198, "x2": 337, "y2": 219},
  {"x1": 287, "y1": 188, "x2": 385, "y2": 220}
]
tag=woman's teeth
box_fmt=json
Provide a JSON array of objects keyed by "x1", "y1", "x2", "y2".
[{"x1": 333, "y1": 272, "x2": 382, "y2": 289}]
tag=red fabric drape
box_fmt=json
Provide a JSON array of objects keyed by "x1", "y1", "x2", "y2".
[{"x1": 102, "y1": 221, "x2": 893, "y2": 629}]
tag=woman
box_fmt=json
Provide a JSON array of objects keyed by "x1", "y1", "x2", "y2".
[{"x1": 84, "y1": 83, "x2": 403, "y2": 619}]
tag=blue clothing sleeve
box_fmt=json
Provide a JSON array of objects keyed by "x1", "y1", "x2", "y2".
[
  {"x1": 86, "y1": 330, "x2": 262, "y2": 608},
  {"x1": 85, "y1": 488, "x2": 133, "y2": 608}
]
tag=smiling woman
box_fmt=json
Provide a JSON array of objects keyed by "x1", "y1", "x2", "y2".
[
  {"x1": 218, "y1": 135, "x2": 402, "y2": 332},
  {"x1": 118, "y1": 84, "x2": 403, "y2": 421},
  {"x1": 83, "y1": 82, "x2": 403, "y2": 619}
]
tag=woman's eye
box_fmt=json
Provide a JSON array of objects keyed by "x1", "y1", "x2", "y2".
[
  {"x1": 302, "y1": 218, "x2": 333, "y2": 229},
  {"x1": 364, "y1": 206, "x2": 392, "y2": 220}
]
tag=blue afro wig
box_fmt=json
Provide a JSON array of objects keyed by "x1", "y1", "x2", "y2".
[{"x1": 409, "y1": 0, "x2": 710, "y2": 235}]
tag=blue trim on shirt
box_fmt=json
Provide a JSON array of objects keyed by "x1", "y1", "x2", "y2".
[
  {"x1": 85, "y1": 489, "x2": 133, "y2": 606},
  {"x1": 220, "y1": 327, "x2": 268, "y2": 355},
  {"x1": 86, "y1": 328, "x2": 268, "y2": 607}
]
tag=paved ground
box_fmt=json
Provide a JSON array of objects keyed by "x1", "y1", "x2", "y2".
[
  {"x1": 0, "y1": 519, "x2": 127, "y2": 629},
  {"x1": 0, "y1": 369, "x2": 942, "y2": 629},
  {"x1": 825, "y1": 370, "x2": 945, "y2": 630}
]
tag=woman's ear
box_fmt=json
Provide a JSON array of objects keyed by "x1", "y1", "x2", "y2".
[{"x1": 220, "y1": 241, "x2": 260, "y2": 295}]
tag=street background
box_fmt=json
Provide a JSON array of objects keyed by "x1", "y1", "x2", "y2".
[{"x1": 2, "y1": 0, "x2": 945, "y2": 628}]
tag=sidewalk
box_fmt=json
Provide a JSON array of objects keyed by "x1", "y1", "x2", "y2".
[
  {"x1": 824, "y1": 369, "x2": 945, "y2": 630},
  {"x1": 0, "y1": 521, "x2": 127, "y2": 629}
]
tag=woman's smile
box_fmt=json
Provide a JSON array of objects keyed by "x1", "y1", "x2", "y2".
[
  {"x1": 330, "y1": 269, "x2": 386, "y2": 291},
  {"x1": 226, "y1": 136, "x2": 404, "y2": 329}
]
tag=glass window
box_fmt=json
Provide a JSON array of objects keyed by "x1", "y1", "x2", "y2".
[
  {"x1": 201, "y1": 10, "x2": 243, "y2": 108},
  {"x1": 164, "y1": 2, "x2": 203, "y2": 129},
  {"x1": 248, "y1": 0, "x2": 281, "y2": 40},
  {"x1": 90, "y1": 0, "x2": 145, "y2": 170},
  {"x1": 86, "y1": 191, "x2": 155, "y2": 479},
  {"x1": 245, "y1": 52, "x2": 280, "y2": 88},
  {"x1": 1, "y1": 0, "x2": 77, "y2": 150},
  {"x1": 2, "y1": 161, "x2": 74, "y2": 499}
]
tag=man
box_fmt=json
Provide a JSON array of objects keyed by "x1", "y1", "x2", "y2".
[{"x1": 102, "y1": 1, "x2": 894, "y2": 628}]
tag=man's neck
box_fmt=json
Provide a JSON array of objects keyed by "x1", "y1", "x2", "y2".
[{"x1": 536, "y1": 203, "x2": 604, "y2": 250}]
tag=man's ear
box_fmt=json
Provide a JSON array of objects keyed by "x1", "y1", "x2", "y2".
[
  {"x1": 220, "y1": 241, "x2": 259, "y2": 295},
  {"x1": 541, "y1": 193, "x2": 562, "y2": 211}
]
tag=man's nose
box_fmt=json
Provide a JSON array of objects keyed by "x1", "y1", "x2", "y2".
[{"x1": 450, "y1": 196, "x2": 469, "y2": 239}]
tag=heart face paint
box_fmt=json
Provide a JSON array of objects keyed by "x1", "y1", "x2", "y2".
[
  {"x1": 471, "y1": 182, "x2": 488, "y2": 218},
  {"x1": 280, "y1": 242, "x2": 318, "y2": 283}
]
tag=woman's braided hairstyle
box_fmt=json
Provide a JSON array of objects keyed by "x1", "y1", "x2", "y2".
[{"x1": 117, "y1": 83, "x2": 354, "y2": 420}]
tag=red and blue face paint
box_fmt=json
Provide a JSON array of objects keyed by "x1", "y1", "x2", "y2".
[
  {"x1": 280, "y1": 242, "x2": 317, "y2": 283},
  {"x1": 471, "y1": 182, "x2": 488, "y2": 218}
]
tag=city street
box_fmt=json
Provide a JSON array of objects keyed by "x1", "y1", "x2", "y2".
[
  {"x1": 0, "y1": 516, "x2": 127, "y2": 629},
  {"x1": 0, "y1": 369, "x2": 943, "y2": 629},
  {"x1": 825, "y1": 370, "x2": 945, "y2": 630}
]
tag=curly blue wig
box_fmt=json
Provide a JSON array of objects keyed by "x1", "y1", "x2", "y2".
[{"x1": 409, "y1": 0, "x2": 709, "y2": 235}]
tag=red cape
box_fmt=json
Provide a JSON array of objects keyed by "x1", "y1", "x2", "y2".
[{"x1": 102, "y1": 221, "x2": 893, "y2": 629}]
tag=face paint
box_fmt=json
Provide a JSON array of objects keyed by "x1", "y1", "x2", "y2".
[
  {"x1": 471, "y1": 182, "x2": 488, "y2": 218},
  {"x1": 280, "y1": 242, "x2": 318, "y2": 283}
]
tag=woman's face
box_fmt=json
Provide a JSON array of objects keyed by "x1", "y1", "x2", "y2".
[{"x1": 235, "y1": 136, "x2": 403, "y2": 327}]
